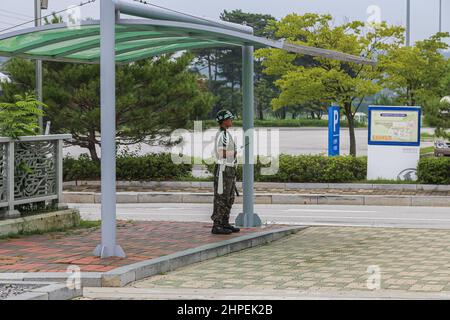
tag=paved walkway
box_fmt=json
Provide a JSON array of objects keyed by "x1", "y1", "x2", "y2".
[
  {"x1": 128, "y1": 226, "x2": 450, "y2": 294},
  {"x1": 0, "y1": 221, "x2": 271, "y2": 273}
]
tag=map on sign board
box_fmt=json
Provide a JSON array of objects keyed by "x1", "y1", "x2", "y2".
[{"x1": 369, "y1": 107, "x2": 421, "y2": 146}]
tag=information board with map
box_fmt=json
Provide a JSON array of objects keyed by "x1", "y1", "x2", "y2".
[{"x1": 368, "y1": 106, "x2": 421, "y2": 146}]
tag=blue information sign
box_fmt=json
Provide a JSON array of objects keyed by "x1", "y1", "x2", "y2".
[
  {"x1": 368, "y1": 106, "x2": 421, "y2": 147},
  {"x1": 328, "y1": 106, "x2": 340, "y2": 156}
]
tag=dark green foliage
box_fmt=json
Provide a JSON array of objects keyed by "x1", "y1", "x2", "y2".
[
  {"x1": 205, "y1": 155, "x2": 367, "y2": 183},
  {"x1": 116, "y1": 153, "x2": 192, "y2": 181},
  {"x1": 63, "y1": 154, "x2": 450, "y2": 184},
  {"x1": 63, "y1": 154, "x2": 101, "y2": 181},
  {"x1": 63, "y1": 153, "x2": 192, "y2": 181},
  {"x1": 192, "y1": 10, "x2": 278, "y2": 119},
  {"x1": 417, "y1": 157, "x2": 450, "y2": 184},
  {"x1": 424, "y1": 98, "x2": 450, "y2": 141},
  {"x1": 16, "y1": 201, "x2": 59, "y2": 217},
  {"x1": 1, "y1": 54, "x2": 213, "y2": 161},
  {"x1": 0, "y1": 94, "x2": 45, "y2": 138}
]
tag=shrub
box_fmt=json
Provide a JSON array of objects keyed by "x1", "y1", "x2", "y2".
[
  {"x1": 63, "y1": 154, "x2": 100, "y2": 181},
  {"x1": 116, "y1": 153, "x2": 192, "y2": 181},
  {"x1": 263, "y1": 155, "x2": 367, "y2": 183},
  {"x1": 417, "y1": 157, "x2": 450, "y2": 185},
  {"x1": 205, "y1": 154, "x2": 367, "y2": 183},
  {"x1": 0, "y1": 94, "x2": 46, "y2": 138},
  {"x1": 63, "y1": 153, "x2": 192, "y2": 181}
]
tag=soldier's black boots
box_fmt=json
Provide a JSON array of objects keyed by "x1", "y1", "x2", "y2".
[
  {"x1": 211, "y1": 225, "x2": 233, "y2": 235},
  {"x1": 223, "y1": 224, "x2": 240, "y2": 233}
]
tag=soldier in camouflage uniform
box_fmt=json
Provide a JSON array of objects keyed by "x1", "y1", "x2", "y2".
[{"x1": 211, "y1": 110, "x2": 241, "y2": 235}]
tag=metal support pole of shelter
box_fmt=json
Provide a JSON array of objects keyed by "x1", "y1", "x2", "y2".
[
  {"x1": 35, "y1": 0, "x2": 43, "y2": 133},
  {"x1": 235, "y1": 45, "x2": 261, "y2": 228},
  {"x1": 94, "y1": 0, "x2": 125, "y2": 258}
]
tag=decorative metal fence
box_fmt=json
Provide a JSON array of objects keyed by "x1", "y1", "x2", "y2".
[{"x1": 0, "y1": 134, "x2": 71, "y2": 218}]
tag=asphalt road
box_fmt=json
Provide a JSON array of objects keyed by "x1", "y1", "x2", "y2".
[
  {"x1": 63, "y1": 127, "x2": 435, "y2": 158},
  {"x1": 70, "y1": 203, "x2": 450, "y2": 229}
]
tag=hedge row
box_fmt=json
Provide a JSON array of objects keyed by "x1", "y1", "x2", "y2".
[
  {"x1": 207, "y1": 155, "x2": 450, "y2": 184},
  {"x1": 205, "y1": 155, "x2": 368, "y2": 183},
  {"x1": 417, "y1": 157, "x2": 450, "y2": 185},
  {"x1": 63, "y1": 153, "x2": 450, "y2": 184},
  {"x1": 63, "y1": 153, "x2": 192, "y2": 181}
]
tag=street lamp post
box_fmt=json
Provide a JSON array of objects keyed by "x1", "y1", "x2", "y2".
[
  {"x1": 35, "y1": 0, "x2": 47, "y2": 134},
  {"x1": 406, "y1": 0, "x2": 411, "y2": 46},
  {"x1": 439, "y1": 0, "x2": 442, "y2": 33}
]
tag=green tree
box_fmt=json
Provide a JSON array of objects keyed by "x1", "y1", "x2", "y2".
[
  {"x1": 219, "y1": 10, "x2": 278, "y2": 120},
  {"x1": 256, "y1": 13, "x2": 404, "y2": 156},
  {"x1": 43, "y1": 12, "x2": 63, "y2": 24},
  {"x1": 0, "y1": 93, "x2": 45, "y2": 138},
  {"x1": 192, "y1": 10, "x2": 277, "y2": 119},
  {"x1": 379, "y1": 32, "x2": 450, "y2": 106},
  {"x1": 1, "y1": 54, "x2": 213, "y2": 161},
  {"x1": 380, "y1": 33, "x2": 450, "y2": 141},
  {"x1": 425, "y1": 97, "x2": 450, "y2": 141},
  {"x1": 255, "y1": 78, "x2": 279, "y2": 119}
]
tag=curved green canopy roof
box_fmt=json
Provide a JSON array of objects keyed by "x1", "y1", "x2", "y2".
[{"x1": 0, "y1": 19, "x2": 282, "y2": 64}]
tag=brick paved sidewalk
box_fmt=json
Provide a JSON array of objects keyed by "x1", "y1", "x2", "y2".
[
  {"x1": 132, "y1": 226, "x2": 450, "y2": 294},
  {"x1": 0, "y1": 221, "x2": 272, "y2": 273}
]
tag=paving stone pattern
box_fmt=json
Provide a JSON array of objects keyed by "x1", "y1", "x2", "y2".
[{"x1": 132, "y1": 227, "x2": 450, "y2": 293}]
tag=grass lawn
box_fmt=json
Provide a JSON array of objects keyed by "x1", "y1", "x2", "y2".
[
  {"x1": 420, "y1": 146, "x2": 434, "y2": 156},
  {"x1": 421, "y1": 132, "x2": 436, "y2": 141}
]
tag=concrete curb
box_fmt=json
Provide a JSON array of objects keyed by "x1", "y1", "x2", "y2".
[
  {"x1": 64, "y1": 180, "x2": 450, "y2": 191},
  {"x1": 83, "y1": 287, "x2": 450, "y2": 301},
  {"x1": 101, "y1": 226, "x2": 306, "y2": 287},
  {"x1": 0, "y1": 209, "x2": 81, "y2": 237},
  {"x1": 81, "y1": 287, "x2": 450, "y2": 300},
  {"x1": 63, "y1": 191, "x2": 450, "y2": 207},
  {"x1": 2, "y1": 281, "x2": 82, "y2": 300},
  {"x1": 0, "y1": 273, "x2": 103, "y2": 288}
]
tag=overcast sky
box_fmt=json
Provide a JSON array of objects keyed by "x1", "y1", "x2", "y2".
[{"x1": 0, "y1": 0, "x2": 448, "y2": 44}]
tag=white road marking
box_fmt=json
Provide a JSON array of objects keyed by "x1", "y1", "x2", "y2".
[
  {"x1": 155, "y1": 207, "x2": 187, "y2": 211},
  {"x1": 276, "y1": 215, "x2": 450, "y2": 222},
  {"x1": 285, "y1": 209, "x2": 377, "y2": 213},
  {"x1": 117, "y1": 213, "x2": 208, "y2": 216},
  {"x1": 80, "y1": 211, "x2": 450, "y2": 222}
]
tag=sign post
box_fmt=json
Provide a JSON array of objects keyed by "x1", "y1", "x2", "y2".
[
  {"x1": 367, "y1": 106, "x2": 422, "y2": 181},
  {"x1": 328, "y1": 106, "x2": 340, "y2": 157}
]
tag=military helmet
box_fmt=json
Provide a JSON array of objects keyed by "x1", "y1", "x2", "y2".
[{"x1": 216, "y1": 109, "x2": 235, "y2": 123}]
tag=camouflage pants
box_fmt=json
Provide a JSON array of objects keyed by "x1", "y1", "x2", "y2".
[{"x1": 211, "y1": 165, "x2": 236, "y2": 226}]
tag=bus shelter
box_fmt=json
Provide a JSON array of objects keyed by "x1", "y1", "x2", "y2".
[{"x1": 0, "y1": 0, "x2": 375, "y2": 258}]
